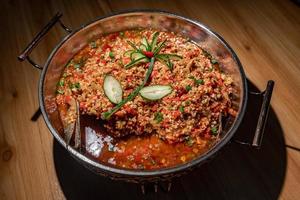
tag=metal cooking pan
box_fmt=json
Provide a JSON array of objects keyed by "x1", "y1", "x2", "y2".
[{"x1": 18, "y1": 11, "x2": 274, "y2": 183}]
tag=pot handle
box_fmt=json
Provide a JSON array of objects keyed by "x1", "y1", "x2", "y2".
[
  {"x1": 251, "y1": 80, "x2": 274, "y2": 148},
  {"x1": 17, "y1": 12, "x2": 72, "y2": 70},
  {"x1": 235, "y1": 80, "x2": 275, "y2": 148}
]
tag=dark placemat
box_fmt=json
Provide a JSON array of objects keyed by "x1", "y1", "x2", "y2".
[{"x1": 53, "y1": 80, "x2": 286, "y2": 200}]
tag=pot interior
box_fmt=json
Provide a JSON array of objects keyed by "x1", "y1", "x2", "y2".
[{"x1": 41, "y1": 11, "x2": 246, "y2": 174}]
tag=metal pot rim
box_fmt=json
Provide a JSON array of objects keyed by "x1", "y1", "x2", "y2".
[{"x1": 38, "y1": 9, "x2": 248, "y2": 177}]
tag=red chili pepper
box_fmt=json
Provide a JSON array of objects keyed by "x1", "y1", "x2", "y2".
[
  {"x1": 126, "y1": 77, "x2": 132, "y2": 82},
  {"x1": 150, "y1": 70, "x2": 158, "y2": 79},
  {"x1": 173, "y1": 97, "x2": 181, "y2": 101},
  {"x1": 108, "y1": 33, "x2": 118, "y2": 41},
  {"x1": 101, "y1": 60, "x2": 107, "y2": 65},
  {"x1": 80, "y1": 102, "x2": 86, "y2": 109},
  {"x1": 176, "y1": 87, "x2": 187, "y2": 96},
  {"x1": 102, "y1": 43, "x2": 112, "y2": 51},
  {"x1": 204, "y1": 133, "x2": 211, "y2": 139},
  {"x1": 124, "y1": 106, "x2": 137, "y2": 116},
  {"x1": 151, "y1": 104, "x2": 158, "y2": 111},
  {"x1": 143, "y1": 51, "x2": 154, "y2": 58},
  {"x1": 180, "y1": 95, "x2": 189, "y2": 101},
  {"x1": 161, "y1": 121, "x2": 169, "y2": 128},
  {"x1": 115, "y1": 110, "x2": 125, "y2": 117},
  {"x1": 173, "y1": 110, "x2": 181, "y2": 119},
  {"x1": 64, "y1": 95, "x2": 72, "y2": 104}
]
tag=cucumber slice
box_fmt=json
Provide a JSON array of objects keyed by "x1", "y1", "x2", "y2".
[
  {"x1": 103, "y1": 75, "x2": 123, "y2": 104},
  {"x1": 139, "y1": 85, "x2": 172, "y2": 100}
]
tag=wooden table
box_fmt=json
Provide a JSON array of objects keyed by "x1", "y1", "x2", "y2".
[{"x1": 1, "y1": 0, "x2": 300, "y2": 199}]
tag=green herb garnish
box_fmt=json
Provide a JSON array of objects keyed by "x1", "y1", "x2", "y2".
[
  {"x1": 211, "y1": 126, "x2": 218, "y2": 135},
  {"x1": 211, "y1": 59, "x2": 218, "y2": 65},
  {"x1": 74, "y1": 64, "x2": 81, "y2": 70},
  {"x1": 189, "y1": 76, "x2": 204, "y2": 86},
  {"x1": 195, "y1": 79, "x2": 204, "y2": 85},
  {"x1": 57, "y1": 79, "x2": 64, "y2": 87},
  {"x1": 102, "y1": 32, "x2": 182, "y2": 119},
  {"x1": 179, "y1": 105, "x2": 184, "y2": 113},
  {"x1": 202, "y1": 49, "x2": 218, "y2": 65},
  {"x1": 90, "y1": 41, "x2": 97, "y2": 49},
  {"x1": 123, "y1": 32, "x2": 182, "y2": 70},
  {"x1": 185, "y1": 136, "x2": 194, "y2": 147},
  {"x1": 154, "y1": 112, "x2": 164, "y2": 123},
  {"x1": 69, "y1": 82, "x2": 80, "y2": 90},
  {"x1": 56, "y1": 89, "x2": 64, "y2": 95},
  {"x1": 108, "y1": 145, "x2": 115, "y2": 152},
  {"x1": 73, "y1": 57, "x2": 87, "y2": 70},
  {"x1": 185, "y1": 100, "x2": 191, "y2": 106},
  {"x1": 185, "y1": 85, "x2": 192, "y2": 91},
  {"x1": 149, "y1": 157, "x2": 157, "y2": 165},
  {"x1": 109, "y1": 51, "x2": 115, "y2": 59},
  {"x1": 119, "y1": 32, "x2": 124, "y2": 37}
]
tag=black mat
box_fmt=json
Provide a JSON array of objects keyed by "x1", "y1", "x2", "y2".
[{"x1": 53, "y1": 80, "x2": 286, "y2": 200}]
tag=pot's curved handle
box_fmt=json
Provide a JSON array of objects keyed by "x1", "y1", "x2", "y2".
[
  {"x1": 251, "y1": 80, "x2": 274, "y2": 148},
  {"x1": 17, "y1": 12, "x2": 72, "y2": 69},
  {"x1": 235, "y1": 80, "x2": 274, "y2": 148}
]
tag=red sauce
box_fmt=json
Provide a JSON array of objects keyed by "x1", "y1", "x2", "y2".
[{"x1": 80, "y1": 115, "x2": 211, "y2": 170}]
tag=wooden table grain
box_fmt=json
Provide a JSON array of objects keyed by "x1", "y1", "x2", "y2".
[{"x1": 0, "y1": 0, "x2": 300, "y2": 199}]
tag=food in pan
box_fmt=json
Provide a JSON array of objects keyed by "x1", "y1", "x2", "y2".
[{"x1": 55, "y1": 29, "x2": 236, "y2": 169}]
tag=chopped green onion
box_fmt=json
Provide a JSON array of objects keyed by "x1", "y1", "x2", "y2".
[
  {"x1": 195, "y1": 79, "x2": 204, "y2": 85},
  {"x1": 65, "y1": 59, "x2": 72, "y2": 68},
  {"x1": 74, "y1": 64, "x2": 81, "y2": 70},
  {"x1": 185, "y1": 85, "x2": 192, "y2": 91},
  {"x1": 56, "y1": 89, "x2": 64, "y2": 95},
  {"x1": 62, "y1": 73, "x2": 68, "y2": 78},
  {"x1": 186, "y1": 137, "x2": 195, "y2": 147},
  {"x1": 202, "y1": 49, "x2": 212, "y2": 59},
  {"x1": 74, "y1": 82, "x2": 80, "y2": 89},
  {"x1": 119, "y1": 32, "x2": 124, "y2": 37},
  {"x1": 150, "y1": 158, "x2": 157, "y2": 165},
  {"x1": 70, "y1": 82, "x2": 80, "y2": 90},
  {"x1": 179, "y1": 105, "x2": 184, "y2": 113},
  {"x1": 211, "y1": 126, "x2": 218, "y2": 135},
  {"x1": 185, "y1": 100, "x2": 191, "y2": 106},
  {"x1": 108, "y1": 145, "x2": 115, "y2": 152},
  {"x1": 109, "y1": 51, "x2": 115, "y2": 59},
  {"x1": 189, "y1": 76, "x2": 204, "y2": 85},
  {"x1": 90, "y1": 41, "x2": 97, "y2": 49},
  {"x1": 57, "y1": 79, "x2": 64, "y2": 87},
  {"x1": 211, "y1": 59, "x2": 218, "y2": 65},
  {"x1": 185, "y1": 136, "x2": 194, "y2": 147},
  {"x1": 154, "y1": 112, "x2": 163, "y2": 123}
]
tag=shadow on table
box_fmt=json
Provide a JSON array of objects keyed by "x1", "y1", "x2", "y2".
[{"x1": 53, "y1": 80, "x2": 286, "y2": 200}]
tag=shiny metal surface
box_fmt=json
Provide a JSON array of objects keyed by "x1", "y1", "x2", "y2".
[{"x1": 39, "y1": 10, "x2": 248, "y2": 182}]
